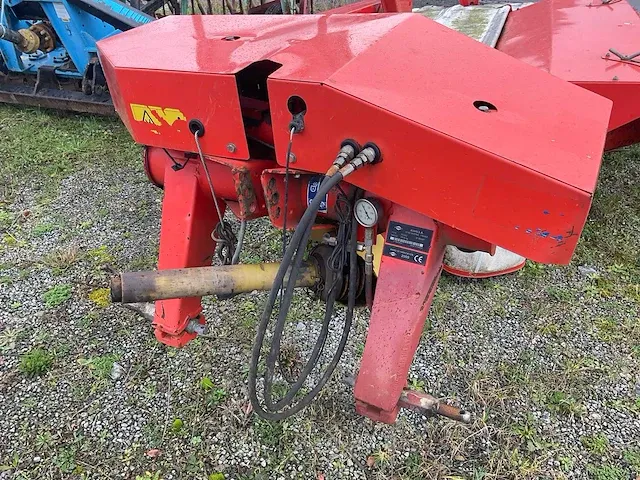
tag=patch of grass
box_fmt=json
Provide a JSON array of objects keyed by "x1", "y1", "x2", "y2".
[
  {"x1": 32, "y1": 222, "x2": 58, "y2": 236},
  {"x1": 87, "y1": 245, "x2": 114, "y2": 266},
  {"x1": 88, "y1": 287, "x2": 111, "y2": 307},
  {"x1": 581, "y1": 433, "x2": 609, "y2": 456},
  {"x1": 35, "y1": 430, "x2": 55, "y2": 450},
  {"x1": 576, "y1": 146, "x2": 640, "y2": 281},
  {"x1": 546, "y1": 285, "x2": 573, "y2": 302},
  {"x1": 623, "y1": 449, "x2": 640, "y2": 473},
  {"x1": 0, "y1": 207, "x2": 13, "y2": 231},
  {"x1": 408, "y1": 378, "x2": 425, "y2": 392},
  {"x1": 129, "y1": 253, "x2": 157, "y2": 271},
  {"x1": 512, "y1": 415, "x2": 553, "y2": 453},
  {"x1": 586, "y1": 463, "x2": 627, "y2": 480},
  {"x1": 593, "y1": 317, "x2": 619, "y2": 342},
  {"x1": 507, "y1": 448, "x2": 542, "y2": 477},
  {"x1": 584, "y1": 274, "x2": 616, "y2": 298},
  {"x1": 78, "y1": 354, "x2": 119, "y2": 379},
  {"x1": 136, "y1": 472, "x2": 162, "y2": 480},
  {"x1": 558, "y1": 455, "x2": 574, "y2": 472},
  {"x1": 54, "y1": 447, "x2": 77, "y2": 474},
  {"x1": 253, "y1": 418, "x2": 294, "y2": 453},
  {"x1": 545, "y1": 390, "x2": 584, "y2": 416},
  {"x1": 237, "y1": 299, "x2": 259, "y2": 332},
  {"x1": 0, "y1": 328, "x2": 25, "y2": 353},
  {"x1": 0, "y1": 106, "x2": 139, "y2": 202},
  {"x1": 19, "y1": 348, "x2": 54, "y2": 376},
  {"x1": 43, "y1": 245, "x2": 80, "y2": 274},
  {"x1": 520, "y1": 261, "x2": 546, "y2": 278},
  {"x1": 199, "y1": 377, "x2": 228, "y2": 407},
  {"x1": 43, "y1": 284, "x2": 72, "y2": 307}
]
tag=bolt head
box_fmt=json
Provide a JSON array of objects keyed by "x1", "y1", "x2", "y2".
[
  {"x1": 226, "y1": 143, "x2": 237, "y2": 153},
  {"x1": 288, "y1": 153, "x2": 296, "y2": 163}
]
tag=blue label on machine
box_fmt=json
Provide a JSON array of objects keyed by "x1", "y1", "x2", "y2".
[{"x1": 307, "y1": 176, "x2": 328, "y2": 213}]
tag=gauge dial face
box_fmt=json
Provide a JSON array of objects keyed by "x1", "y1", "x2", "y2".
[{"x1": 354, "y1": 199, "x2": 380, "y2": 228}]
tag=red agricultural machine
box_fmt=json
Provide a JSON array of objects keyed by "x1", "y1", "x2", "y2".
[{"x1": 101, "y1": 0, "x2": 640, "y2": 423}]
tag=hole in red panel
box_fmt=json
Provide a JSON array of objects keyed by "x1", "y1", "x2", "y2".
[
  {"x1": 287, "y1": 95, "x2": 307, "y2": 116},
  {"x1": 474, "y1": 100, "x2": 497, "y2": 112}
]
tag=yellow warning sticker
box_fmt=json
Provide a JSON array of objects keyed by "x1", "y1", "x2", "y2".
[{"x1": 130, "y1": 104, "x2": 186, "y2": 127}]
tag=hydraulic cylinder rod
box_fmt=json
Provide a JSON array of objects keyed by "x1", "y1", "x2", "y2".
[{"x1": 111, "y1": 261, "x2": 319, "y2": 303}]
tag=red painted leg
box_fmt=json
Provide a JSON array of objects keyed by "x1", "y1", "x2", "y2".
[
  {"x1": 154, "y1": 161, "x2": 220, "y2": 347},
  {"x1": 354, "y1": 206, "x2": 446, "y2": 423}
]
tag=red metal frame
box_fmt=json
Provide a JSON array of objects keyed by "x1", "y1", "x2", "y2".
[
  {"x1": 98, "y1": 13, "x2": 614, "y2": 420},
  {"x1": 355, "y1": 206, "x2": 445, "y2": 423}
]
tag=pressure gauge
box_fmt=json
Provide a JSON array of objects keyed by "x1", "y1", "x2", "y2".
[{"x1": 354, "y1": 198, "x2": 381, "y2": 228}]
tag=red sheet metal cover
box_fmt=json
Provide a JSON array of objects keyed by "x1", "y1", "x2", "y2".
[
  {"x1": 99, "y1": 14, "x2": 612, "y2": 264},
  {"x1": 498, "y1": 0, "x2": 640, "y2": 131}
]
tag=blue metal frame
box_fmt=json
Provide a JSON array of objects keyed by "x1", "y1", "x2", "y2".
[{"x1": 0, "y1": 0, "x2": 152, "y2": 79}]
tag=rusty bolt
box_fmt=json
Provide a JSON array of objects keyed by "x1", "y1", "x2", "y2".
[
  {"x1": 612, "y1": 75, "x2": 619, "y2": 81},
  {"x1": 227, "y1": 143, "x2": 237, "y2": 153},
  {"x1": 288, "y1": 153, "x2": 297, "y2": 163}
]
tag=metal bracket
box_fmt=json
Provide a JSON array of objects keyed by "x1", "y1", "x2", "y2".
[
  {"x1": 608, "y1": 48, "x2": 640, "y2": 62},
  {"x1": 603, "y1": 48, "x2": 640, "y2": 67},
  {"x1": 33, "y1": 65, "x2": 60, "y2": 94},
  {"x1": 587, "y1": 0, "x2": 621, "y2": 7}
]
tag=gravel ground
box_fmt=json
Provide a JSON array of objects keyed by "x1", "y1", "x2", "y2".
[{"x1": 0, "y1": 100, "x2": 639, "y2": 480}]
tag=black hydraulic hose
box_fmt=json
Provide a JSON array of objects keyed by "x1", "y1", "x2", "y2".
[{"x1": 248, "y1": 171, "x2": 358, "y2": 421}]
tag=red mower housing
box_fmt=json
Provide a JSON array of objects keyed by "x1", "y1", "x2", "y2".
[{"x1": 98, "y1": 13, "x2": 611, "y2": 423}]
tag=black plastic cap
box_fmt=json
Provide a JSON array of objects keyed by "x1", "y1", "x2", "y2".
[{"x1": 189, "y1": 119, "x2": 205, "y2": 136}]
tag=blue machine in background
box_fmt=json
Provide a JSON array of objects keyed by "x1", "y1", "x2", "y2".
[{"x1": 0, "y1": 0, "x2": 153, "y2": 114}]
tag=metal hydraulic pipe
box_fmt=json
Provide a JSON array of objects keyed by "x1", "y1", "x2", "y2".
[{"x1": 111, "y1": 261, "x2": 319, "y2": 304}]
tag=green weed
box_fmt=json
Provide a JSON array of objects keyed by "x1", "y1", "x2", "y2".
[
  {"x1": 581, "y1": 433, "x2": 609, "y2": 456},
  {"x1": 623, "y1": 449, "x2": 640, "y2": 473},
  {"x1": 545, "y1": 391, "x2": 584, "y2": 416},
  {"x1": 586, "y1": 464, "x2": 627, "y2": 480},
  {"x1": 43, "y1": 284, "x2": 72, "y2": 308},
  {"x1": 19, "y1": 348, "x2": 54, "y2": 376},
  {"x1": 78, "y1": 354, "x2": 119, "y2": 379}
]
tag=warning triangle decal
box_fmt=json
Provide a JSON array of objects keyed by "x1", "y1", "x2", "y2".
[{"x1": 142, "y1": 111, "x2": 155, "y2": 124}]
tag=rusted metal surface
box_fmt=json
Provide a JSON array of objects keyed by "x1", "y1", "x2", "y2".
[
  {"x1": 112, "y1": 261, "x2": 319, "y2": 303},
  {"x1": 0, "y1": 82, "x2": 116, "y2": 116},
  {"x1": 399, "y1": 390, "x2": 471, "y2": 423},
  {"x1": 260, "y1": 168, "x2": 354, "y2": 229},
  {"x1": 232, "y1": 167, "x2": 260, "y2": 219}
]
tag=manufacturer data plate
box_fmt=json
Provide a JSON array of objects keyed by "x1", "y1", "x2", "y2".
[
  {"x1": 382, "y1": 244, "x2": 428, "y2": 265},
  {"x1": 386, "y1": 221, "x2": 432, "y2": 252}
]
